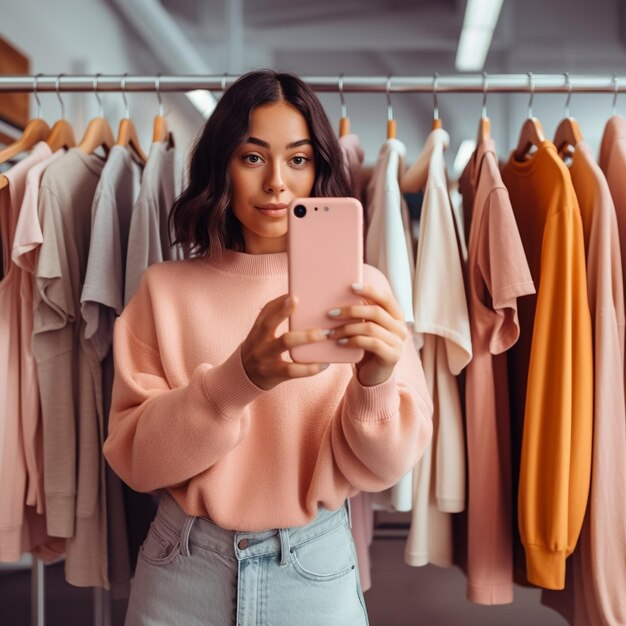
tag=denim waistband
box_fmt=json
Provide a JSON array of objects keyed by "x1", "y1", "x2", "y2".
[{"x1": 155, "y1": 492, "x2": 352, "y2": 562}]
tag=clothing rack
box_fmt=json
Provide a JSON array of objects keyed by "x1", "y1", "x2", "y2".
[
  {"x1": 3, "y1": 70, "x2": 625, "y2": 626},
  {"x1": 1, "y1": 73, "x2": 626, "y2": 94}
]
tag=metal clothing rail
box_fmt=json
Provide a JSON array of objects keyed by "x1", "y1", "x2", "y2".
[
  {"x1": 5, "y1": 69, "x2": 624, "y2": 626},
  {"x1": 2, "y1": 73, "x2": 626, "y2": 94}
]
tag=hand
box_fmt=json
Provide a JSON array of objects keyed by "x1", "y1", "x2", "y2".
[
  {"x1": 327, "y1": 283, "x2": 408, "y2": 386},
  {"x1": 241, "y1": 294, "x2": 330, "y2": 391}
]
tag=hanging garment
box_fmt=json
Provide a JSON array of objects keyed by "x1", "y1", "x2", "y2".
[
  {"x1": 599, "y1": 116, "x2": 626, "y2": 309},
  {"x1": 124, "y1": 141, "x2": 182, "y2": 306},
  {"x1": 542, "y1": 140, "x2": 626, "y2": 626},
  {"x1": 365, "y1": 138, "x2": 416, "y2": 513},
  {"x1": 80, "y1": 144, "x2": 144, "y2": 598},
  {"x1": 501, "y1": 141, "x2": 593, "y2": 590},
  {"x1": 33, "y1": 147, "x2": 109, "y2": 588},
  {"x1": 459, "y1": 138, "x2": 535, "y2": 605},
  {"x1": 0, "y1": 141, "x2": 65, "y2": 562},
  {"x1": 339, "y1": 133, "x2": 374, "y2": 593},
  {"x1": 11, "y1": 147, "x2": 66, "y2": 515},
  {"x1": 405, "y1": 127, "x2": 472, "y2": 568},
  {"x1": 340, "y1": 133, "x2": 365, "y2": 202}
]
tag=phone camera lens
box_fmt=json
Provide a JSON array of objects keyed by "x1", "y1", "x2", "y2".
[{"x1": 294, "y1": 204, "x2": 307, "y2": 218}]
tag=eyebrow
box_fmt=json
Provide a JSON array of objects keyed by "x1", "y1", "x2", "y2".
[{"x1": 245, "y1": 137, "x2": 313, "y2": 149}]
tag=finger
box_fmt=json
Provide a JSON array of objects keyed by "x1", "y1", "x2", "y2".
[
  {"x1": 270, "y1": 327, "x2": 331, "y2": 355},
  {"x1": 258, "y1": 294, "x2": 298, "y2": 337},
  {"x1": 334, "y1": 335, "x2": 397, "y2": 363},
  {"x1": 351, "y1": 282, "x2": 405, "y2": 322},
  {"x1": 281, "y1": 361, "x2": 330, "y2": 379},
  {"x1": 328, "y1": 303, "x2": 407, "y2": 338},
  {"x1": 329, "y1": 321, "x2": 400, "y2": 347}
]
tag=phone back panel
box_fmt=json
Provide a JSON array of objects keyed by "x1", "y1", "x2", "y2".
[{"x1": 288, "y1": 197, "x2": 364, "y2": 363}]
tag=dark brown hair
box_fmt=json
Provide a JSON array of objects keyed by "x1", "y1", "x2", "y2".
[{"x1": 169, "y1": 69, "x2": 351, "y2": 257}]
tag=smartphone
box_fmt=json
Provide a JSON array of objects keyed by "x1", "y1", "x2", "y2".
[{"x1": 287, "y1": 197, "x2": 365, "y2": 364}]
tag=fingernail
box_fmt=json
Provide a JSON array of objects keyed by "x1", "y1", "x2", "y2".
[
  {"x1": 327, "y1": 328, "x2": 336, "y2": 338},
  {"x1": 319, "y1": 328, "x2": 331, "y2": 337},
  {"x1": 328, "y1": 308, "x2": 341, "y2": 317},
  {"x1": 337, "y1": 338, "x2": 349, "y2": 345},
  {"x1": 352, "y1": 282, "x2": 364, "y2": 292},
  {"x1": 320, "y1": 363, "x2": 330, "y2": 370},
  {"x1": 284, "y1": 296, "x2": 293, "y2": 308}
]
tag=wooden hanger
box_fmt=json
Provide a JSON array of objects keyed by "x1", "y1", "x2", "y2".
[
  {"x1": 513, "y1": 73, "x2": 545, "y2": 161},
  {"x1": 47, "y1": 119, "x2": 76, "y2": 152},
  {"x1": 117, "y1": 118, "x2": 148, "y2": 163},
  {"x1": 337, "y1": 74, "x2": 350, "y2": 137},
  {"x1": 0, "y1": 74, "x2": 50, "y2": 166},
  {"x1": 477, "y1": 73, "x2": 491, "y2": 144},
  {"x1": 553, "y1": 117, "x2": 582, "y2": 159},
  {"x1": 0, "y1": 118, "x2": 50, "y2": 165},
  {"x1": 553, "y1": 74, "x2": 583, "y2": 159},
  {"x1": 116, "y1": 74, "x2": 148, "y2": 163},
  {"x1": 513, "y1": 117, "x2": 545, "y2": 161},
  {"x1": 46, "y1": 75, "x2": 76, "y2": 152},
  {"x1": 399, "y1": 74, "x2": 447, "y2": 193},
  {"x1": 431, "y1": 73, "x2": 443, "y2": 130},
  {"x1": 78, "y1": 74, "x2": 115, "y2": 157},
  {"x1": 385, "y1": 77, "x2": 397, "y2": 139},
  {"x1": 152, "y1": 75, "x2": 174, "y2": 147}
]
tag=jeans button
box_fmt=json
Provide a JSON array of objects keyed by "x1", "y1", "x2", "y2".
[{"x1": 238, "y1": 538, "x2": 249, "y2": 549}]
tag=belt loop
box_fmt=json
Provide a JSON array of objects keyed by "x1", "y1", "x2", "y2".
[
  {"x1": 346, "y1": 498, "x2": 353, "y2": 530},
  {"x1": 179, "y1": 516, "x2": 197, "y2": 557},
  {"x1": 278, "y1": 528, "x2": 290, "y2": 566}
]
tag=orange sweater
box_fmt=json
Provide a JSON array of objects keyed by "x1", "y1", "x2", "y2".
[
  {"x1": 501, "y1": 142, "x2": 593, "y2": 590},
  {"x1": 103, "y1": 250, "x2": 433, "y2": 531}
]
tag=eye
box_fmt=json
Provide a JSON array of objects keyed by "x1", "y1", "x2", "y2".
[
  {"x1": 290, "y1": 155, "x2": 311, "y2": 167},
  {"x1": 242, "y1": 154, "x2": 263, "y2": 165}
]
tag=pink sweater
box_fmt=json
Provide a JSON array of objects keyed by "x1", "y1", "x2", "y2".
[{"x1": 103, "y1": 250, "x2": 433, "y2": 531}]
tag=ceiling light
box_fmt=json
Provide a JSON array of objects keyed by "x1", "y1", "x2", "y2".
[
  {"x1": 455, "y1": 0, "x2": 504, "y2": 71},
  {"x1": 186, "y1": 90, "x2": 216, "y2": 119}
]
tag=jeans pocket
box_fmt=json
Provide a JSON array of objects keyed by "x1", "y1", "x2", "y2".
[
  {"x1": 139, "y1": 516, "x2": 181, "y2": 567},
  {"x1": 290, "y1": 522, "x2": 356, "y2": 583}
]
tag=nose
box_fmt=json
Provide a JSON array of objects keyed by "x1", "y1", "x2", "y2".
[{"x1": 264, "y1": 163, "x2": 286, "y2": 194}]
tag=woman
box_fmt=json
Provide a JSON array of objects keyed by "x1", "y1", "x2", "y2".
[{"x1": 104, "y1": 69, "x2": 433, "y2": 626}]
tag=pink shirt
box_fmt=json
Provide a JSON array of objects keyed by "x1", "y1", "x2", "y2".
[
  {"x1": 460, "y1": 138, "x2": 535, "y2": 605},
  {"x1": 0, "y1": 141, "x2": 64, "y2": 562}
]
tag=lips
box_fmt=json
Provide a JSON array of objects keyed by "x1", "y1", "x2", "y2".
[{"x1": 256, "y1": 203, "x2": 288, "y2": 218}]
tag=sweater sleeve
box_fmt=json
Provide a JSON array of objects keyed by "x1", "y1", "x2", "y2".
[
  {"x1": 328, "y1": 266, "x2": 433, "y2": 491},
  {"x1": 103, "y1": 285, "x2": 265, "y2": 493},
  {"x1": 329, "y1": 333, "x2": 433, "y2": 492}
]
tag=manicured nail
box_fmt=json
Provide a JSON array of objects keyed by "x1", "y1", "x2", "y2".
[
  {"x1": 337, "y1": 338, "x2": 349, "y2": 345},
  {"x1": 352, "y1": 282, "x2": 364, "y2": 292},
  {"x1": 327, "y1": 328, "x2": 336, "y2": 338},
  {"x1": 284, "y1": 296, "x2": 293, "y2": 308},
  {"x1": 328, "y1": 308, "x2": 341, "y2": 317},
  {"x1": 319, "y1": 328, "x2": 331, "y2": 337}
]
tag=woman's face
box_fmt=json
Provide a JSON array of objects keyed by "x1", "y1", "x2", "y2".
[{"x1": 229, "y1": 101, "x2": 316, "y2": 254}]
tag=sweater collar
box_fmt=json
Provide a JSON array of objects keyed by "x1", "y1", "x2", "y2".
[{"x1": 203, "y1": 248, "x2": 288, "y2": 276}]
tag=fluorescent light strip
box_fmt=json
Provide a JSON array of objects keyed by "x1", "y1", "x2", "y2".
[
  {"x1": 455, "y1": 0, "x2": 504, "y2": 71},
  {"x1": 186, "y1": 90, "x2": 217, "y2": 119}
]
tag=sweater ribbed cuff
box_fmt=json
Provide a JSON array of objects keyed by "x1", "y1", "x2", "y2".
[
  {"x1": 346, "y1": 373, "x2": 399, "y2": 422},
  {"x1": 201, "y1": 345, "x2": 265, "y2": 420},
  {"x1": 524, "y1": 543, "x2": 566, "y2": 590}
]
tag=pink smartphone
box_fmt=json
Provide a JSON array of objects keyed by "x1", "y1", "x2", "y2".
[{"x1": 288, "y1": 197, "x2": 365, "y2": 364}]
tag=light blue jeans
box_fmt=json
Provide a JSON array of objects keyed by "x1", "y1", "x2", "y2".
[{"x1": 124, "y1": 492, "x2": 369, "y2": 625}]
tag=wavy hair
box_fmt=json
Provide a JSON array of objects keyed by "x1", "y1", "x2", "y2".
[{"x1": 169, "y1": 69, "x2": 351, "y2": 256}]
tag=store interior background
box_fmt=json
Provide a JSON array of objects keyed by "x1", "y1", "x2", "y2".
[{"x1": 2, "y1": 0, "x2": 625, "y2": 624}]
